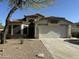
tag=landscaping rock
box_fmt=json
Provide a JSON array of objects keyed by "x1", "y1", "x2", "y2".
[{"x1": 36, "y1": 53, "x2": 45, "y2": 58}]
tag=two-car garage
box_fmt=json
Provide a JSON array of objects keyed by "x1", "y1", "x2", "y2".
[{"x1": 38, "y1": 24, "x2": 69, "y2": 38}]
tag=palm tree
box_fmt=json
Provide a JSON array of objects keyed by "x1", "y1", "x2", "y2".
[{"x1": 0, "y1": 0, "x2": 54, "y2": 44}]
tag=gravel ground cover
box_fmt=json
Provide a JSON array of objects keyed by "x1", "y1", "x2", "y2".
[{"x1": 0, "y1": 39, "x2": 53, "y2": 59}]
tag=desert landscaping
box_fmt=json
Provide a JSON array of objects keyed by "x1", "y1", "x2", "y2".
[
  {"x1": 0, "y1": 39, "x2": 53, "y2": 59},
  {"x1": 0, "y1": 38, "x2": 79, "y2": 59},
  {"x1": 0, "y1": 0, "x2": 79, "y2": 59}
]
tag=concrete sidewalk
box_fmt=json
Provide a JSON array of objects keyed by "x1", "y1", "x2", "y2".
[{"x1": 41, "y1": 38, "x2": 79, "y2": 59}]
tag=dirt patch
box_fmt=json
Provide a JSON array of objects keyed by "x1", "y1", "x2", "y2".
[{"x1": 0, "y1": 39, "x2": 53, "y2": 59}]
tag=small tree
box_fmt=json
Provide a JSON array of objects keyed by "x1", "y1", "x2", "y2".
[{"x1": 0, "y1": 0, "x2": 54, "y2": 44}]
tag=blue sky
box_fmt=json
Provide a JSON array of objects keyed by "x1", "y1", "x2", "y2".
[{"x1": 0, "y1": 0, "x2": 79, "y2": 25}]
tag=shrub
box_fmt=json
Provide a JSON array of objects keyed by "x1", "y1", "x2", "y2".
[{"x1": 72, "y1": 32, "x2": 79, "y2": 38}]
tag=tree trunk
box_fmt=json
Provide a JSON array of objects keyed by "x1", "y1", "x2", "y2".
[{"x1": 1, "y1": 5, "x2": 17, "y2": 44}]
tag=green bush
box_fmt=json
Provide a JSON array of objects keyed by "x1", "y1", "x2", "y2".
[{"x1": 72, "y1": 32, "x2": 79, "y2": 38}]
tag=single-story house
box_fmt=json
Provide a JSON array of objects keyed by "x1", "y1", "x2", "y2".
[
  {"x1": 72, "y1": 22, "x2": 79, "y2": 32},
  {"x1": 0, "y1": 25, "x2": 3, "y2": 32},
  {"x1": 0, "y1": 24, "x2": 3, "y2": 39},
  {"x1": 71, "y1": 22, "x2": 79, "y2": 37},
  {"x1": 6, "y1": 13, "x2": 72, "y2": 39}
]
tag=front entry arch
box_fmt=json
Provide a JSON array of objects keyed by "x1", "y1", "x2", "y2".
[{"x1": 28, "y1": 22, "x2": 35, "y2": 38}]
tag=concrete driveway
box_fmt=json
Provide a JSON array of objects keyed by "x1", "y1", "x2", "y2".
[{"x1": 41, "y1": 38, "x2": 79, "y2": 59}]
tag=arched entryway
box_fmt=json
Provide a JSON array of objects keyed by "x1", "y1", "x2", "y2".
[{"x1": 28, "y1": 21, "x2": 35, "y2": 38}]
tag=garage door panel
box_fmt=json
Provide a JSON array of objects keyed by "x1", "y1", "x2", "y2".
[{"x1": 39, "y1": 25, "x2": 68, "y2": 38}]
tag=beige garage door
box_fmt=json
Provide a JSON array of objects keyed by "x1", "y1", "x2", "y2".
[{"x1": 38, "y1": 25, "x2": 68, "y2": 38}]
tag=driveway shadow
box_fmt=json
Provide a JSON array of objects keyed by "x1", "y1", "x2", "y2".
[{"x1": 64, "y1": 39, "x2": 79, "y2": 45}]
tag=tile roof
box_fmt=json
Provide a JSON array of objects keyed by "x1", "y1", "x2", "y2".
[{"x1": 9, "y1": 13, "x2": 73, "y2": 24}]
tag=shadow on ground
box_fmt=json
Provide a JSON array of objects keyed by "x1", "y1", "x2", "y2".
[{"x1": 64, "y1": 39, "x2": 79, "y2": 45}]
